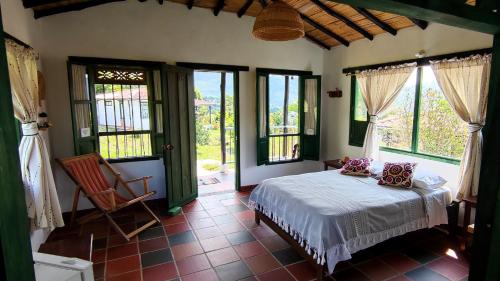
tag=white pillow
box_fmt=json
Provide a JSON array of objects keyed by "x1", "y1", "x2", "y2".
[
  {"x1": 412, "y1": 169, "x2": 447, "y2": 189},
  {"x1": 370, "y1": 161, "x2": 384, "y2": 176},
  {"x1": 371, "y1": 161, "x2": 447, "y2": 189}
]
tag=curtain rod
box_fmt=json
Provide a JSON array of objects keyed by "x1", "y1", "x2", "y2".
[
  {"x1": 342, "y1": 47, "x2": 492, "y2": 75},
  {"x1": 3, "y1": 32, "x2": 33, "y2": 50}
]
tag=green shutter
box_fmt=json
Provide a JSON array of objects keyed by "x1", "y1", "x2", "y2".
[
  {"x1": 152, "y1": 69, "x2": 164, "y2": 157},
  {"x1": 300, "y1": 75, "x2": 321, "y2": 160},
  {"x1": 256, "y1": 72, "x2": 269, "y2": 165},
  {"x1": 349, "y1": 76, "x2": 368, "y2": 147},
  {"x1": 67, "y1": 63, "x2": 99, "y2": 155}
]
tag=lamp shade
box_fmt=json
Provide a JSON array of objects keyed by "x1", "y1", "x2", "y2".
[{"x1": 252, "y1": 1, "x2": 305, "y2": 41}]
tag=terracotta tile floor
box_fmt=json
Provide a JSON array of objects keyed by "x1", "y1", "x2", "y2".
[{"x1": 47, "y1": 190, "x2": 469, "y2": 281}]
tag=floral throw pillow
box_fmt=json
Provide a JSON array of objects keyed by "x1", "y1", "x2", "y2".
[
  {"x1": 340, "y1": 158, "x2": 372, "y2": 177},
  {"x1": 378, "y1": 162, "x2": 417, "y2": 188}
]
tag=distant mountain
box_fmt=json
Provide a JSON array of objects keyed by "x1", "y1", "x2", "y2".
[
  {"x1": 194, "y1": 71, "x2": 299, "y2": 110},
  {"x1": 194, "y1": 71, "x2": 234, "y2": 98}
]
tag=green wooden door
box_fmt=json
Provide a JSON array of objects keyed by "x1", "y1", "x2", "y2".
[
  {"x1": 300, "y1": 75, "x2": 321, "y2": 160},
  {"x1": 162, "y1": 65, "x2": 197, "y2": 214},
  {"x1": 0, "y1": 14, "x2": 36, "y2": 281}
]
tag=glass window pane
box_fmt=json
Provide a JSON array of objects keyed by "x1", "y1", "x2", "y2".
[
  {"x1": 354, "y1": 81, "x2": 367, "y2": 122},
  {"x1": 74, "y1": 104, "x2": 93, "y2": 137},
  {"x1": 153, "y1": 70, "x2": 162, "y2": 101},
  {"x1": 378, "y1": 69, "x2": 417, "y2": 151},
  {"x1": 156, "y1": 104, "x2": 163, "y2": 133},
  {"x1": 304, "y1": 78, "x2": 317, "y2": 136},
  {"x1": 268, "y1": 74, "x2": 300, "y2": 162},
  {"x1": 93, "y1": 77, "x2": 152, "y2": 159},
  {"x1": 269, "y1": 74, "x2": 285, "y2": 136},
  {"x1": 417, "y1": 66, "x2": 468, "y2": 159},
  {"x1": 99, "y1": 133, "x2": 152, "y2": 159},
  {"x1": 72, "y1": 65, "x2": 90, "y2": 101}
]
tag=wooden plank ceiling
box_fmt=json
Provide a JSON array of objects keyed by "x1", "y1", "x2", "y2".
[{"x1": 22, "y1": 0, "x2": 437, "y2": 49}]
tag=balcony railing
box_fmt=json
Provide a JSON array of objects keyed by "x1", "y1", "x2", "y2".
[{"x1": 269, "y1": 125, "x2": 300, "y2": 163}]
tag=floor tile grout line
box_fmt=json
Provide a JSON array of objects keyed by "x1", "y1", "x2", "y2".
[
  {"x1": 135, "y1": 232, "x2": 144, "y2": 281},
  {"x1": 233, "y1": 196, "x2": 299, "y2": 281}
]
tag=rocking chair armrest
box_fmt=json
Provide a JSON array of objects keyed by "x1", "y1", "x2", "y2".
[
  {"x1": 124, "y1": 176, "x2": 153, "y2": 194},
  {"x1": 86, "y1": 189, "x2": 116, "y2": 210},
  {"x1": 125, "y1": 176, "x2": 153, "y2": 184}
]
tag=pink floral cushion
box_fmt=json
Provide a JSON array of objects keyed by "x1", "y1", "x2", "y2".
[
  {"x1": 340, "y1": 158, "x2": 372, "y2": 176},
  {"x1": 378, "y1": 162, "x2": 417, "y2": 188}
]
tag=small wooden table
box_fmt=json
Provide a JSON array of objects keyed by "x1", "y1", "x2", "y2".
[
  {"x1": 323, "y1": 159, "x2": 344, "y2": 170},
  {"x1": 463, "y1": 197, "x2": 477, "y2": 232}
]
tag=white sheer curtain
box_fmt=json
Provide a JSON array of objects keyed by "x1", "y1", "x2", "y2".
[
  {"x1": 6, "y1": 39, "x2": 64, "y2": 231},
  {"x1": 304, "y1": 79, "x2": 318, "y2": 135},
  {"x1": 356, "y1": 64, "x2": 416, "y2": 159},
  {"x1": 430, "y1": 54, "x2": 491, "y2": 200}
]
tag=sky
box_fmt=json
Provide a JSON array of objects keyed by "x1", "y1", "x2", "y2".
[
  {"x1": 268, "y1": 74, "x2": 299, "y2": 110},
  {"x1": 194, "y1": 71, "x2": 234, "y2": 99},
  {"x1": 194, "y1": 71, "x2": 299, "y2": 109}
]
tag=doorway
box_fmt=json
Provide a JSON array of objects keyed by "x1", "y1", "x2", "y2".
[{"x1": 193, "y1": 70, "x2": 238, "y2": 195}]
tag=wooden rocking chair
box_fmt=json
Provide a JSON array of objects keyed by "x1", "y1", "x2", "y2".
[{"x1": 57, "y1": 153, "x2": 161, "y2": 241}]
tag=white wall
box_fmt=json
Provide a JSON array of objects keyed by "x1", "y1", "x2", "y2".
[
  {"x1": 30, "y1": 0, "x2": 325, "y2": 212},
  {"x1": 1, "y1": 0, "x2": 37, "y2": 46},
  {"x1": 322, "y1": 23, "x2": 493, "y2": 196}
]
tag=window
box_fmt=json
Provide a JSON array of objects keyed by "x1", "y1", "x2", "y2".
[
  {"x1": 417, "y1": 67, "x2": 468, "y2": 159},
  {"x1": 69, "y1": 60, "x2": 162, "y2": 162},
  {"x1": 378, "y1": 70, "x2": 417, "y2": 151},
  {"x1": 268, "y1": 74, "x2": 300, "y2": 162},
  {"x1": 257, "y1": 69, "x2": 321, "y2": 165},
  {"x1": 350, "y1": 66, "x2": 467, "y2": 163}
]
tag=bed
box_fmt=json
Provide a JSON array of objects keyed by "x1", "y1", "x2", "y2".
[{"x1": 249, "y1": 169, "x2": 452, "y2": 280}]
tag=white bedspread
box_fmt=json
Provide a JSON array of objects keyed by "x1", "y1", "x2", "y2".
[{"x1": 249, "y1": 170, "x2": 452, "y2": 273}]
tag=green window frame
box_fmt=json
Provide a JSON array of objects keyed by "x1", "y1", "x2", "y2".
[
  {"x1": 349, "y1": 68, "x2": 461, "y2": 165},
  {"x1": 67, "y1": 57, "x2": 163, "y2": 163},
  {"x1": 256, "y1": 68, "x2": 321, "y2": 165}
]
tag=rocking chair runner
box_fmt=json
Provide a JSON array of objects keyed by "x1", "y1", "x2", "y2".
[{"x1": 57, "y1": 153, "x2": 161, "y2": 241}]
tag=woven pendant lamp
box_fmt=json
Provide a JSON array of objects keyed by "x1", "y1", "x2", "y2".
[{"x1": 252, "y1": 1, "x2": 305, "y2": 41}]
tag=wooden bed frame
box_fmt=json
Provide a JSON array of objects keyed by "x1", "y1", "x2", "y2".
[
  {"x1": 255, "y1": 201, "x2": 459, "y2": 281},
  {"x1": 255, "y1": 210, "x2": 327, "y2": 281}
]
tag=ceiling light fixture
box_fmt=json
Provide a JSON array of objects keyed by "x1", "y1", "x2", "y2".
[{"x1": 252, "y1": 1, "x2": 305, "y2": 41}]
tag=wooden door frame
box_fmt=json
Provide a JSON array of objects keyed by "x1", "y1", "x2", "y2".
[
  {"x1": 0, "y1": 12, "x2": 36, "y2": 281},
  {"x1": 176, "y1": 62, "x2": 249, "y2": 191}
]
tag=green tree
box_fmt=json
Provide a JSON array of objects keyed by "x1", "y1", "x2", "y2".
[{"x1": 418, "y1": 88, "x2": 467, "y2": 159}]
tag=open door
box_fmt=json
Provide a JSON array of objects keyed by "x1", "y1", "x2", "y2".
[
  {"x1": 0, "y1": 16, "x2": 35, "y2": 281},
  {"x1": 161, "y1": 65, "x2": 198, "y2": 214},
  {"x1": 300, "y1": 75, "x2": 321, "y2": 160}
]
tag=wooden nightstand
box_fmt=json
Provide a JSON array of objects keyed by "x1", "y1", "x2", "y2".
[
  {"x1": 323, "y1": 159, "x2": 345, "y2": 170},
  {"x1": 463, "y1": 197, "x2": 477, "y2": 232}
]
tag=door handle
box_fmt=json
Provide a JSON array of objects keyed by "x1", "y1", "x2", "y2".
[{"x1": 163, "y1": 144, "x2": 174, "y2": 151}]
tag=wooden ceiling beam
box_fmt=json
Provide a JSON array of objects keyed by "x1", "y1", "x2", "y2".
[
  {"x1": 300, "y1": 14, "x2": 350, "y2": 46},
  {"x1": 237, "y1": 0, "x2": 254, "y2": 17},
  {"x1": 409, "y1": 18, "x2": 429, "y2": 29},
  {"x1": 305, "y1": 34, "x2": 331, "y2": 50},
  {"x1": 187, "y1": 0, "x2": 194, "y2": 9},
  {"x1": 310, "y1": 0, "x2": 374, "y2": 40},
  {"x1": 327, "y1": 0, "x2": 500, "y2": 34},
  {"x1": 33, "y1": 0, "x2": 125, "y2": 18},
  {"x1": 23, "y1": 0, "x2": 61, "y2": 8},
  {"x1": 213, "y1": 0, "x2": 225, "y2": 15},
  {"x1": 353, "y1": 7, "x2": 397, "y2": 35}
]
